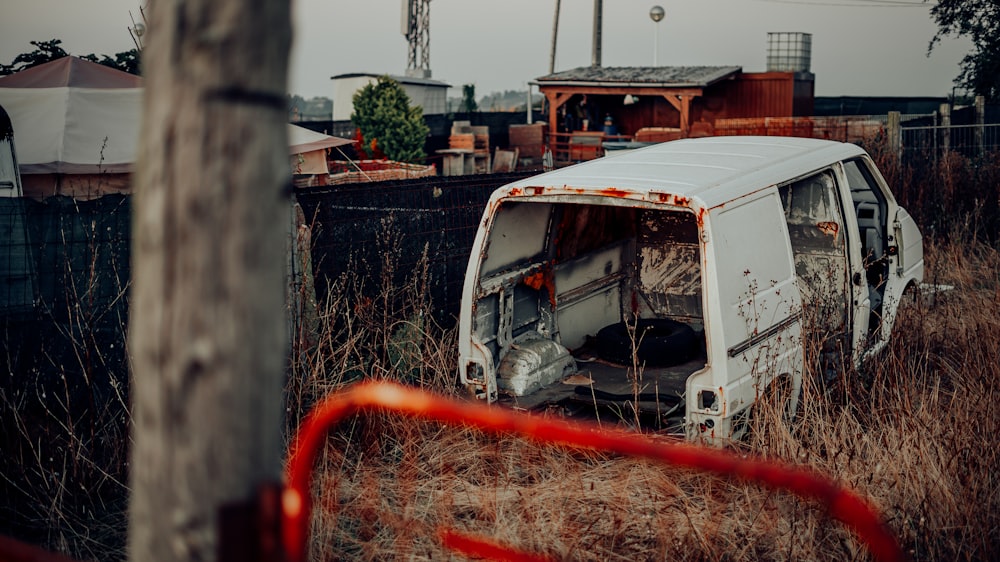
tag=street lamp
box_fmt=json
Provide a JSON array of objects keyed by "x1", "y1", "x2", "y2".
[
  {"x1": 130, "y1": 18, "x2": 146, "y2": 51},
  {"x1": 649, "y1": 5, "x2": 665, "y2": 66}
]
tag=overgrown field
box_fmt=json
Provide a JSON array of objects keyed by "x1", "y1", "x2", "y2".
[
  {"x1": 291, "y1": 233, "x2": 999, "y2": 562},
  {"x1": 1, "y1": 146, "x2": 998, "y2": 561}
]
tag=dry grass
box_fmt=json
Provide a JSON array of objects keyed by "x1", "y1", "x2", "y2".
[
  {"x1": 2, "y1": 150, "x2": 997, "y2": 561},
  {"x1": 297, "y1": 232, "x2": 999, "y2": 561}
]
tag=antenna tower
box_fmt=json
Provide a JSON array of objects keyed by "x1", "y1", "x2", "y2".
[{"x1": 402, "y1": 0, "x2": 432, "y2": 78}]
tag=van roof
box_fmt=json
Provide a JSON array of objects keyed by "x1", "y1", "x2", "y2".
[{"x1": 504, "y1": 136, "x2": 867, "y2": 209}]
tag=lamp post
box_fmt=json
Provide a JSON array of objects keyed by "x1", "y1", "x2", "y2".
[{"x1": 650, "y1": 5, "x2": 665, "y2": 66}]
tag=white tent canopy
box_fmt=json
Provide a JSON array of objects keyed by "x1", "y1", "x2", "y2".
[
  {"x1": 288, "y1": 124, "x2": 352, "y2": 155},
  {"x1": 0, "y1": 57, "x2": 353, "y2": 196},
  {"x1": 288, "y1": 124, "x2": 353, "y2": 176},
  {"x1": 0, "y1": 86, "x2": 142, "y2": 174},
  {"x1": 0, "y1": 57, "x2": 142, "y2": 175}
]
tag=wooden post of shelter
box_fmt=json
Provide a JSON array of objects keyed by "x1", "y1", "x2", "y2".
[{"x1": 128, "y1": 0, "x2": 292, "y2": 561}]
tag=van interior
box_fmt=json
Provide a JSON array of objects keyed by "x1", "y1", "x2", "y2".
[{"x1": 470, "y1": 200, "x2": 706, "y2": 425}]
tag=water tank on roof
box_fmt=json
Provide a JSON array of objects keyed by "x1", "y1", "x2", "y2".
[{"x1": 767, "y1": 32, "x2": 812, "y2": 73}]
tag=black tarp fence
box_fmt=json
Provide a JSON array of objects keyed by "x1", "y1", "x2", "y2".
[
  {"x1": 2, "y1": 173, "x2": 538, "y2": 546},
  {"x1": 295, "y1": 171, "x2": 534, "y2": 326},
  {"x1": 0, "y1": 195, "x2": 131, "y2": 547},
  {"x1": 0, "y1": 194, "x2": 130, "y2": 356},
  {"x1": 0, "y1": 172, "x2": 534, "y2": 393}
]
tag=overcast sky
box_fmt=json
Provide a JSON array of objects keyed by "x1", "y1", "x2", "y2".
[{"x1": 1, "y1": 0, "x2": 973, "y2": 99}]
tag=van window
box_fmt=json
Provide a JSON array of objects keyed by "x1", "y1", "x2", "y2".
[
  {"x1": 779, "y1": 170, "x2": 846, "y2": 258},
  {"x1": 481, "y1": 201, "x2": 552, "y2": 275},
  {"x1": 843, "y1": 159, "x2": 888, "y2": 266},
  {"x1": 779, "y1": 171, "x2": 850, "y2": 341}
]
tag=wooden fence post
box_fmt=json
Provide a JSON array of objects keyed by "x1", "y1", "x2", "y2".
[
  {"x1": 887, "y1": 111, "x2": 901, "y2": 163},
  {"x1": 128, "y1": 1, "x2": 292, "y2": 561},
  {"x1": 938, "y1": 102, "x2": 951, "y2": 154},
  {"x1": 975, "y1": 95, "x2": 985, "y2": 157}
]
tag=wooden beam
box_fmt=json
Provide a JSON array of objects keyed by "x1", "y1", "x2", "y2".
[
  {"x1": 679, "y1": 95, "x2": 692, "y2": 136},
  {"x1": 545, "y1": 92, "x2": 563, "y2": 138},
  {"x1": 662, "y1": 94, "x2": 681, "y2": 112},
  {"x1": 660, "y1": 94, "x2": 696, "y2": 136},
  {"x1": 552, "y1": 92, "x2": 574, "y2": 110}
]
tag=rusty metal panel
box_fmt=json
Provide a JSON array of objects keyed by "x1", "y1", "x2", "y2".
[
  {"x1": 553, "y1": 242, "x2": 628, "y2": 349},
  {"x1": 726, "y1": 72, "x2": 798, "y2": 119}
]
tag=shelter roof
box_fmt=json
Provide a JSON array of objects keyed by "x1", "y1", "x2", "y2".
[
  {"x1": 532, "y1": 66, "x2": 741, "y2": 88},
  {"x1": 0, "y1": 56, "x2": 141, "y2": 89}
]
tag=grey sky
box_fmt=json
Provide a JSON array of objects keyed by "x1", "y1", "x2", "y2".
[{"x1": 2, "y1": 0, "x2": 973, "y2": 99}]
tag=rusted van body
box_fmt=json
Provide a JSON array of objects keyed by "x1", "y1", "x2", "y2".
[{"x1": 458, "y1": 137, "x2": 922, "y2": 442}]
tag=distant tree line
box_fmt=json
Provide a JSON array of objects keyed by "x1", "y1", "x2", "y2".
[
  {"x1": 446, "y1": 87, "x2": 543, "y2": 114},
  {"x1": 288, "y1": 94, "x2": 332, "y2": 121},
  {"x1": 0, "y1": 39, "x2": 140, "y2": 76}
]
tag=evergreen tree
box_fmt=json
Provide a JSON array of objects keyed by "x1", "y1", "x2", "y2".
[{"x1": 351, "y1": 76, "x2": 429, "y2": 163}]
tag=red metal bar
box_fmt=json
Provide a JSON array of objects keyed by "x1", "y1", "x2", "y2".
[
  {"x1": 0, "y1": 535, "x2": 83, "y2": 562},
  {"x1": 282, "y1": 381, "x2": 903, "y2": 562},
  {"x1": 437, "y1": 528, "x2": 556, "y2": 562}
]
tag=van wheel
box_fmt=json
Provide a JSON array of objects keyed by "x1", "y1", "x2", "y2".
[{"x1": 594, "y1": 319, "x2": 697, "y2": 367}]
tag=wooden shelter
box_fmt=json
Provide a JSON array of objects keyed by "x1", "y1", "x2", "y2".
[{"x1": 532, "y1": 65, "x2": 814, "y2": 147}]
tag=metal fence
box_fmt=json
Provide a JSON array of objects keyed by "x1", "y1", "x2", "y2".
[
  {"x1": 0, "y1": 194, "x2": 131, "y2": 392},
  {"x1": 714, "y1": 109, "x2": 1000, "y2": 166},
  {"x1": 899, "y1": 122, "x2": 1000, "y2": 160}
]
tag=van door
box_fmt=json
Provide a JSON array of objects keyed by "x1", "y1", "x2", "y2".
[
  {"x1": 839, "y1": 157, "x2": 900, "y2": 355},
  {"x1": 842, "y1": 157, "x2": 922, "y2": 343}
]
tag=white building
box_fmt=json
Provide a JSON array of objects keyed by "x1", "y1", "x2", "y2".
[{"x1": 331, "y1": 72, "x2": 450, "y2": 121}]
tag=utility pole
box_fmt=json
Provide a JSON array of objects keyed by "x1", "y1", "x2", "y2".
[
  {"x1": 592, "y1": 0, "x2": 603, "y2": 67},
  {"x1": 128, "y1": 0, "x2": 291, "y2": 560},
  {"x1": 549, "y1": 0, "x2": 561, "y2": 74}
]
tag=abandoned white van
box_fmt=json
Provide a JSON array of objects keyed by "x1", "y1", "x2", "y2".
[{"x1": 457, "y1": 136, "x2": 923, "y2": 442}]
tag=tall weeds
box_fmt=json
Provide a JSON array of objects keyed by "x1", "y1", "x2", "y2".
[
  {"x1": 0, "y1": 196, "x2": 131, "y2": 561},
  {"x1": 2, "y1": 146, "x2": 998, "y2": 561},
  {"x1": 299, "y1": 217, "x2": 999, "y2": 559}
]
